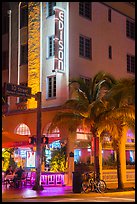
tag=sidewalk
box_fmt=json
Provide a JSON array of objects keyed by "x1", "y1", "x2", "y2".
[
  {"x1": 106, "y1": 181, "x2": 135, "y2": 192},
  {"x1": 2, "y1": 182, "x2": 135, "y2": 200}
]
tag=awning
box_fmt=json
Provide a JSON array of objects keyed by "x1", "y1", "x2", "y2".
[{"x1": 2, "y1": 131, "x2": 29, "y2": 148}]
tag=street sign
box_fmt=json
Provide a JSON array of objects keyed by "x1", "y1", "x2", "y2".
[{"x1": 5, "y1": 83, "x2": 32, "y2": 98}]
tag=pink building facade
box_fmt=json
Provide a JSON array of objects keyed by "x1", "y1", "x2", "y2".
[{"x1": 2, "y1": 2, "x2": 135, "y2": 184}]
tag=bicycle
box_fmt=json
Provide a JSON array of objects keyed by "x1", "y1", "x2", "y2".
[{"x1": 81, "y1": 171, "x2": 107, "y2": 193}]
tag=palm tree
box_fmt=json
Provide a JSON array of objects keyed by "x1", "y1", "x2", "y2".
[
  {"x1": 48, "y1": 71, "x2": 116, "y2": 185},
  {"x1": 49, "y1": 74, "x2": 135, "y2": 189},
  {"x1": 68, "y1": 72, "x2": 116, "y2": 178},
  {"x1": 97, "y1": 77, "x2": 135, "y2": 189},
  {"x1": 48, "y1": 111, "x2": 83, "y2": 185}
]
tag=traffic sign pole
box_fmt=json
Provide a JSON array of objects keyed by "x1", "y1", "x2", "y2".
[{"x1": 32, "y1": 92, "x2": 44, "y2": 190}]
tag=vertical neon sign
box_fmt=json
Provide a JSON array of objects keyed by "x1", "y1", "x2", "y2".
[{"x1": 54, "y1": 8, "x2": 64, "y2": 72}]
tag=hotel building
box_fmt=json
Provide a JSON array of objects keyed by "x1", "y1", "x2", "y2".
[{"x1": 2, "y1": 2, "x2": 135, "y2": 186}]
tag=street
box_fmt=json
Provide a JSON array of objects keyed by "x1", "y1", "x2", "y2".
[{"x1": 3, "y1": 191, "x2": 135, "y2": 202}]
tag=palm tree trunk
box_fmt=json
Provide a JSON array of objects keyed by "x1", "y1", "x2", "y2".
[
  {"x1": 94, "y1": 136, "x2": 100, "y2": 179},
  {"x1": 116, "y1": 148, "x2": 124, "y2": 189},
  {"x1": 92, "y1": 128, "x2": 100, "y2": 179},
  {"x1": 99, "y1": 139, "x2": 102, "y2": 179},
  {"x1": 66, "y1": 131, "x2": 76, "y2": 186}
]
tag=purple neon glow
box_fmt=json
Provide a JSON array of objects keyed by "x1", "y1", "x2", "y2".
[
  {"x1": 24, "y1": 172, "x2": 65, "y2": 186},
  {"x1": 2, "y1": 185, "x2": 72, "y2": 198}
]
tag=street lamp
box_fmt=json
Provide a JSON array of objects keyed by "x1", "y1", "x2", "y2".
[
  {"x1": 7, "y1": 9, "x2": 11, "y2": 83},
  {"x1": 7, "y1": 9, "x2": 11, "y2": 108}
]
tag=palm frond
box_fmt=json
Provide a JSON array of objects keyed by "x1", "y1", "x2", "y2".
[
  {"x1": 124, "y1": 118, "x2": 135, "y2": 133},
  {"x1": 104, "y1": 77, "x2": 135, "y2": 106},
  {"x1": 49, "y1": 72, "x2": 135, "y2": 155},
  {"x1": 47, "y1": 111, "x2": 84, "y2": 134},
  {"x1": 98, "y1": 118, "x2": 119, "y2": 141},
  {"x1": 63, "y1": 97, "x2": 89, "y2": 116}
]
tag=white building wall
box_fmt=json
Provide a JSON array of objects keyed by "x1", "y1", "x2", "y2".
[
  {"x1": 2, "y1": 2, "x2": 135, "y2": 110},
  {"x1": 41, "y1": 2, "x2": 69, "y2": 108}
]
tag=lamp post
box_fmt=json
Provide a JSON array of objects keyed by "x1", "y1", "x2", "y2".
[
  {"x1": 32, "y1": 92, "x2": 44, "y2": 190},
  {"x1": 7, "y1": 9, "x2": 11, "y2": 107},
  {"x1": 7, "y1": 9, "x2": 11, "y2": 83}
]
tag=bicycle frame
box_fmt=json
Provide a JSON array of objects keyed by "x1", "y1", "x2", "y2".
[{"x1": 82, "y1": 171, "x2": 107, "y2": 193}]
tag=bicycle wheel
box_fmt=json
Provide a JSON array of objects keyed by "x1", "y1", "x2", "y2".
[
  {"x1": 96, "y1": 180, "x2": 107, "y2": 193},
  {"x1": 82, "y1": 182, "x2": 90, "y2": 193}
]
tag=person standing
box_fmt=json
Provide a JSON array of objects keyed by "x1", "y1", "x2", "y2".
[
  {"x1": 12, "y1": 166, "x2": 25, "y2": 188},
  {"x1": 4, "y1": 166, "x2": 14, "y2": 186}
]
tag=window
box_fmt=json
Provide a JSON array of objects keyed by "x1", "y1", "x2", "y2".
[
  {"x1": 20, "y1": 44, "x2": 28, "y2": 65},
  {"x1": 126, "y1": 19, "x2": 135, "y2": 40},
  {"x1": 79, "y1": 2, "x2": 91, "y2": 20},
  {"x1": 74, "y1": 149, "x2": 81, "y2": 162},
  {"x1": 45, "y1": 149, "x2": 51, "y2": 165},
  {"x1": 76, "y1": 126, "x2": 90, "y2": 140},
  {"x1": 108, "y1": 9, "x2": 111, "y2": 22},
  {"x1": 19, "y1": 83, "x2": 28, "y2": 103},
  {"x1": 108, "y1": 46, "x2": 112, "y2": 59},
  {"x1": 79, "y1": 35, "x2": 91, "y2": 59},
  {"x1": 126, "y1": 129, "x2": 135, "y2": 143},
  {"x1": 77, "y1": 133, "x2": 88, "y2": 140},
  {"x1": 126, "y1": 150, "x2": 135, "y2": 164},
  {"x1": 102, "y1": 150, "x2": 115, "y2": 165},
  {"x1": 20, "y1": 4, "x2": 28, "y2": 28},
  {"x1": 16, "y1": 123, "x2": 31, "y2": 135},
  {"x1": 48, "y1": 36, "x2": 55, "y2": 57},
  {"x1": 127, "y1": 54, "x2": 135, "y2": 73},
  {"x1": 2, "y1": 51, "x2": 9, "y2": 70},
  {"x1": 47, "y1": 76, "x2": 56, "y2": 98},
  {"x1": 43, "y1": 123, "x2": 60, "y2": 137},
  {"x1": 47, "y1": 2, "x2": 56, "y2": 17}
]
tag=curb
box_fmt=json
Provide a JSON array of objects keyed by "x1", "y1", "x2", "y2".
[{"x1": 2, "y1": 189, "x2": 135, "y2": 200}]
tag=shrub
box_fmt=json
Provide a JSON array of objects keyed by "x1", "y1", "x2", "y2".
[{"x1": 49, "y1": 146, "x2": 67, "y2": 172}]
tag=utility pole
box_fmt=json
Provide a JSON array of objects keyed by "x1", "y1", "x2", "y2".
[{"x1": 32, "y1": 92, "x2": 44, "y2": 190}]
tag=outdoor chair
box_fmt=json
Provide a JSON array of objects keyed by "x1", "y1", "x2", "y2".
[
  {"x1": 16, "y1": 172, "x2": 28, "y2": 188},
  {"x1": 30, "y1": 172, "x2": 36, "y2": 186},
  {"x1": 25, "y1": 172, "x2": 32, "y2": 185},
  {"x1": 3, "y1": 178, "x2": 9, "y2": 187},
  {"x1": 3, "y1": 173, "x2": 14, "y2": 187},
  {"x1": 21, "y1": 172, "x2": 28, "y2": 186}
]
